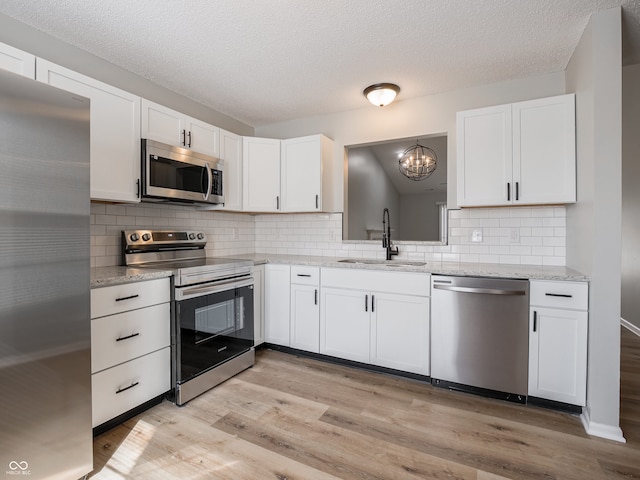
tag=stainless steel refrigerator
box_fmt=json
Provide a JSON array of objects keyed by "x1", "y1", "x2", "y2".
[{"x1": 0, "y1": 69, "x2": 92, "y2": 478}]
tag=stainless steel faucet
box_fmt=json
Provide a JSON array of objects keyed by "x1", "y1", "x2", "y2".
[{"x1": 382, "y1": 208, "x2": 399, "y2": 260}]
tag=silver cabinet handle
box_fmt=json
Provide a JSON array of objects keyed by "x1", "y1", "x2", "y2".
[
  {"x1": 276, "y1": 196, "x2": 280, "y2": 210},
  {"x1": 297, "y1": 274, "x2": 311, "y2": 277},
  {"x1": 372, "y1": 294, "x2": 375, "y2": 312},
  {"x1": 507, "y1": 182, "x2": 511, "y2": 201},
  {"x1": 187, "y1": 130, "x2": 192, "y2": 148},
  {"x1": 315, "y1": 194, "x2": 319, "y2": 209},
  {"x1": 181, "y1": 129, "x2": 186, "y2": 146},
  {"x1": 533, "y1": 311, "x2": 538, "y2": 332},
  {"x1": 365, "y1": 294, "x2": 368, "y2": 312},
  {"x1": 314, "y1": 289, "x2": 318, "y2": 305},
  {"x1": 545, "y1": 293, "x2": 573, "y2": 298},
  {"x1": 433, "y1": 284, "x2": 526, "y2": 296},
  {"x1": 515, "y1": 182, "x2": 520, "y2": 201}
]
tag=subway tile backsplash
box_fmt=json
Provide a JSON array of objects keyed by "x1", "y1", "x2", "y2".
[{"x1": 91, "y1": 202, "x2": 566, "y2": 267}]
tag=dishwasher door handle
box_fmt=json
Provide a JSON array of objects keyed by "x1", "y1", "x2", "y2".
[{"x1": 433, "y1": 284, "x2": 527, "y2": 296}]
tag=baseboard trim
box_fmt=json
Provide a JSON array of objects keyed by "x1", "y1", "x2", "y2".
[
  {"x1": 621, "y1": 317, "x2": 640, "y2": 337},
  {"x1": 580, "y1": 407, "x2": 626, "y2": 443}
]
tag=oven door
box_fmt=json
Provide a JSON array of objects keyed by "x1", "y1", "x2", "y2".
[
  {"x1": 175, "y1": 277, "x2": 254, "y2": 384},
  {"x1": 142, "y1": 139, "x2": 223, "y2": 204}
]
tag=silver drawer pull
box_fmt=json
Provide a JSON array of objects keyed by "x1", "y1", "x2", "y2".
[
  {"x1": 116, "y1": 332, "x2": 140, "y2": 342},
  {"x1": 297, "y1": 274, "x2": 312, "y2": 277},
  {"x1": 218, "y1": 346, "x2": 228, "y2": 353},
  {"x1": 115, "y1": 294, "x2": 139, "y2": 302},
  {"x1": 545, "y1": 293, "x2": 573, "y2": 298},
  {"x1": 116, "y1": 381, "x2": 139, "y2": 394}
]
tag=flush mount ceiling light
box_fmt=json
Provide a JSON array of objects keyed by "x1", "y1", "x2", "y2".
[
  {"x1": 363, "y1": 83, "x2": 400, "y2": 107},
  {"x1": 398, "y1": 141, "x2": 437, "y2": 181}
]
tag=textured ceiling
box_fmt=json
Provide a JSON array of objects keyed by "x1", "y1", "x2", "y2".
[{"x1": 1, "y1": 0, "x2": 639, "y2": 127}]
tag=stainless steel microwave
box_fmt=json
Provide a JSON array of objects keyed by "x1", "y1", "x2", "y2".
[{"x1": 141, "y1": 139, "x2": 224, "y2": 205}]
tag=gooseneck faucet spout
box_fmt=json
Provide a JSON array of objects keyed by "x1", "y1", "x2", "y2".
[{"x1": 382, "y1": 208, "x2": 399, "y2": 261}]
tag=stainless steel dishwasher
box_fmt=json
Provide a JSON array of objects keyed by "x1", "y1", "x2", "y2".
[{"x1": 431, "y1": 275, "x2": 529, "y2": 402}]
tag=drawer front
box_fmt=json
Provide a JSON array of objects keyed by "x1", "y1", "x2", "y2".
[
  {"x1": 322, "y1": 267, "x2": 431, "y2": 297},
  {"x1": 91, "y1": 277, "x2": 170, "y2": 318},
  {"x1": 91, "y1": 302, "x2": 171, "y2": 373},
  {"x1": 91, "y1": 347, "x2": 170, "y2": 428},
  {"x1": 291, "y1": 265, "x2": 320, "y2": 285},
  {"x1": 530, "y1": 280, "x2": 588, "y2": 310}
]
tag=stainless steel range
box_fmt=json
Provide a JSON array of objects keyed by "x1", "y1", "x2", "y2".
[{"x1": 123, "y1": 229, "x2": 255, "y2": 405}]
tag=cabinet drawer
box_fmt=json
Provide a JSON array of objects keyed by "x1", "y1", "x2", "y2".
[
  {"x1": 91, "y1": 347, "x2": 170, "y2": 428},
  {"x1": 530, "y1": 280, "x2": 588, "y2": 310},
  {"x1": 322, "y1": 267, "x2": 430, "y2": 297},
  {"x1": 91, "y1": 277, "x2": 170, "y2": 318},
  {"x1": 291, "y1": 265, "x2": 320, "y2": 285},
  {"x1": 91, "y1": 303, "x2": 170, "y2": 373}
]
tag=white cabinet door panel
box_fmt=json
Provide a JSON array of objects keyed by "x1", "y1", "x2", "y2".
[
  {"x1": 320, "y1": 287, "x2": 370, "y2": 363},
  {"x1": 218, "y1": 129, "x2": 243, "y2": 211},
  {"x1": 252, "y1": 265, "x2": 265, "y2": 346},
  {"x1": 371, "y1": 293, "x2": 430, "y2": 375},
  {"x1": 281, "y1": 136, "x2": 321, "y2": 212},
  {"x1": 141, "y1": 99, "x2": 184, "y2": 146},
  {"x1": 37, "y1": 59, "x2": 141, "y2": 202},
  {"x1": 187, "y1": 118, "x2": 220, "y2": 157},
  {"x1": 528, "y1": 307, "x2": 587, "y2": 405},
  {"x1": 0, "y1": 41, "x2": 35, "y2": 78},
  {"x1": 243, "y1": 137, "x2": 281, "y2": 212},
  {"x1": 457, "y1": 104, "x2": 512, "y2": 207},
  {"x1": 265, "y1": 264, "x2": 291, "y2": 346},
  {"x1": 513, "y1": 94, "x2": 576, "y2": 204},
  {"x1": 290, "y1": 284, "x2": 320, "y2": 352}
]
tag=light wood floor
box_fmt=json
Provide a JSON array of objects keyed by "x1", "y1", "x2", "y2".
[{"x1": 90, "y1": 330, "x2": 640, "y2": 479}]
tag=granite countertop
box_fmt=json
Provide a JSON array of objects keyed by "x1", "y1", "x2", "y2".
[
  {"x1": 91, "y1": 266, "x2": 173, "y2": 288},
  {"x1": 91, "y1": 255, "x2": 588, "y2": 287},
  {"x1": 221, "y1": 253, "x2": 589, "y2": 282}
]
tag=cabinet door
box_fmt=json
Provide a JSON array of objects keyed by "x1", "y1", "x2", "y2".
[
  {"x1": 281, "y1": 135, "x2": 322, "y2": 212},
  {"x1": 290, "y1": 283, "x2": 320, "y2": 352},
  {"x1": 37, "y1": 59, "x2": 141, "y2": 203},
  {"x1": 242, "y1": 137, "x2": 281, "y2": 212},
  {"x1": 320, "y1": 287, "x2": 370, "y2": 363},
  {"x1": 513, "y1": 94, "x2": 576, "y2": 204},
  {"x1": 457, "y1": 104, "x2": 512, "y2": 207},
  {"x1": 252, "y1": 265, "x2": 265, "y2": 346},
  {"x1": 186, "y1": 117, "x2": 220, "y2": 157},
  {"x1": 0, "y1": 41, "x2": 35, "y2": 78},
  {"x1": 218, "y1": 129, "x2": 243, "y2": 211},
  {"x1": 265, "y1": 264, "x2": 291, "y2": 346},
  {"x1": 141, "y1": 99, "x2": 184, "y2": 146},
  {"x1": 528, "y1": 307, "x2": 587, "y2": 406},
  {"x1": 371, "y1": 292, "x2": 430, "y2": 375}
]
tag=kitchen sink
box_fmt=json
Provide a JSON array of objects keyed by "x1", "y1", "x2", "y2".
[{"x1": 337, "y1": 259, "x2": 426, "y2": 267}]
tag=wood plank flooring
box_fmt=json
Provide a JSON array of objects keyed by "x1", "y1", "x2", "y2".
[{"x1": 90, "y1": 330, "x2": 640, "y2": 479}]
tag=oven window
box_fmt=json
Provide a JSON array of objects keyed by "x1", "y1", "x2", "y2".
[
  {"x1": 150, "y1": 155, "x2": 206, "y2": 193},
  {"x1": 195, "y1": 298, "x2": 243, "y2": 342}
]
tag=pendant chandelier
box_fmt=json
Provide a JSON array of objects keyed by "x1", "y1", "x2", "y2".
[{"x1": 398, "y1": 141, "x2": 437, "y2": 181}]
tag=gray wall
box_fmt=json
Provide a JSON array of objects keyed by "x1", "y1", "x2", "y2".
[
  {"x1": 398, "y1": 192, "x2": 447, "y2": 241},
  {"x1": 622, "y1": 64, "x2": 640, "y2": 330},
  {"x1": 0, "y1": 13, "x2": 253, "y2": 136},
  {"x1": 347, "y1": 147, "x2": 399, "y2": 240},
  {"x1": 565, "y1": 7, "x2": 623, "y2": 440}
]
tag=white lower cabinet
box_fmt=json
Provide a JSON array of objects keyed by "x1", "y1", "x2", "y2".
[
  {"x1": 90, "y1": 278, "x2": 171, "y2": 428},
  {"x1": 264, "y1": 264, "x2": 291, "y2": 346},
  {"x1": 528, "y1": 280, "x2": 588, "y2": 406},
  {"x1": 290, "y1": 266, "x2": 320, "y2": 353},
  {"x1": 320, "y1": 268, "x2": 431, "y2": 375}
]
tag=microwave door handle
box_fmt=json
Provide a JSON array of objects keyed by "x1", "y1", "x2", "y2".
[{"x1": 203, "y1": 162, "x2": 212, "y2": 201}]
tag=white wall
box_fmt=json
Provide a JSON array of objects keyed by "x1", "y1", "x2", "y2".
[
  {"x1": 347, "y1": 147, "x2": 399, "y2": 240},
  {"x1": 565, "y1": 7, "x2": 624, "y2": 441},
  {"x1": 0, "y1": 13, "x2": 253, "y2": 136},
  {"x1": 622, "y1": 64, "x2": 640, "y2": 330}
]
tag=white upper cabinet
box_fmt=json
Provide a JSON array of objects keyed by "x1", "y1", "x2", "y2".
[
  {"x1": 281, "y1": 134, "x2": 333, "y2": 212},
  {"x1": 242, "y1": 137, "x2": 282, "y2": 212},
  {"x1": 141, "y1": 99, "x2": 220, "y2": 157},
  {"x1": 457, "y1": 94, "x2": 576, "y2": 207},
  {"x1": 0, "y1": 42, "x2": 35, "y2": 78},
  {"x1": 217, "y1": 129, "x2": 243, "y2": 211},
  {"x1": 242, "y1": 134, "x2": 335, "y2": 213},
  {"x1": 36, "y1": 59, "x2": 141, "y2": 203}
]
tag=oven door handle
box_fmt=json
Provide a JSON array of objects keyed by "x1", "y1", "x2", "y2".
[{"x1": 177, "y1": 276, "x2": 253, "y2": 299}]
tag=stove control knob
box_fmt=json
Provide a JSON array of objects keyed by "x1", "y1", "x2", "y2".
[
  {"x1": 197, "y1": 233, "x2": 204, "y2": 240},
  {"x1": 189, "y1": 233, "x2": 196, "y2": 240},
  {"x1": 141, "y1": 233, "x2": 151, "y2": 241},
  {"x1": 129, "y1": 233, "x2": 139, "y2": 242}
]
